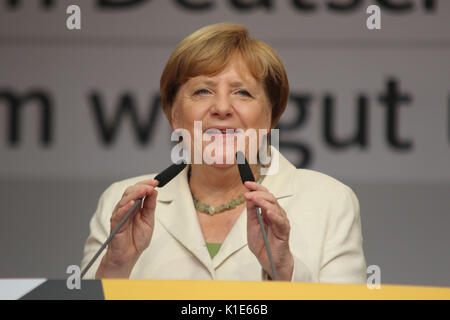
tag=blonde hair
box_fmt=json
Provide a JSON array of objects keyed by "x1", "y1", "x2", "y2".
[{"x1": 160, "y1": 23, "x2": 289, "y2": 129}]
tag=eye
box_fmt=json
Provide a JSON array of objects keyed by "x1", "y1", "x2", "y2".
[
  {"x1": 194, "y1": 89, "x2": 210, "y2": 95},
  {"x1": 236, "y1": 90, "x2": 251, "y2": 97}
]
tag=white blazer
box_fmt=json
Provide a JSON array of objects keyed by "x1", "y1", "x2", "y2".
[{"x1": 81, "y1": 148, "x2": 367, "y2": 283}]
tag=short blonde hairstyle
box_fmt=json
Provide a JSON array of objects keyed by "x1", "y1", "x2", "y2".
[{"x1": 160, "y1": 23, "x2": 289, "y2": 129}]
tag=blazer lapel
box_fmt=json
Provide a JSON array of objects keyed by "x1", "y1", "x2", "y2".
[
  {"x1": 260, "y1": 147, "x2": 296, "y2": 200},
  {"x1": 212, "y1": 207, "x2": 248, "y2": 269},
  {"x1": 155, "y1": 166, "x2": 214, "y2": 276},
  {"x1": 213, "y1": 147, "x2": 297, "y2": 268}
]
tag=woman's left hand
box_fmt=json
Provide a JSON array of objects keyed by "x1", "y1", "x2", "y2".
[{"x1": 244, "y1": 181, "x2": 294, "y2": 281}]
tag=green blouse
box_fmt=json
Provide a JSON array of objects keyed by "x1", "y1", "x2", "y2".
[{"x1": 205, "y1": 243, "x2": 222, "y2": 259}]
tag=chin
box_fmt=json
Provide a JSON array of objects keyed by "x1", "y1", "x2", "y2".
[
  {"x1": 210, "y1": 162, "x2": 236, "y2": 169},
  {"x1": 203, "y1": 152, "x2": 238, "y2": 167}
]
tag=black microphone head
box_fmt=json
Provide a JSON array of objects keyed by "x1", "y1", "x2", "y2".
[
  {"x1": 154, "y1": 162, "x2": 187, "y2": 187},
  {"x1": 236, "y1": 151, "x2": 255, "y2": 183}
]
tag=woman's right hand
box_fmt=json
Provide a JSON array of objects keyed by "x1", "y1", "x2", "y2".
[{"x1": 95, "y1": 179, "x2": 159, "y2": 278}]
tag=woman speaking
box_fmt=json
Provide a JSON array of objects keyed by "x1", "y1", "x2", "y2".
[{"x1": 81, "y1": 23, "x2": 366, "y2": 282}]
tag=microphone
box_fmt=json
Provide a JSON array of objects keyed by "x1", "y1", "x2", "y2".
[
  {"x1": 236, "y1": 151, "x2": 278, "y2": 281},
  {"x1": 81, "y1": 162, "x2": 187, "y2": 279},
  {"x1": 154, "y1": 162, "x2": 187, "y2": 187}
]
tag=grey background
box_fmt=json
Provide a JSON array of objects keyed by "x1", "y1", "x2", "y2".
[{"x1": 1, "y1": 1, "x2": 449, "y2": 286}]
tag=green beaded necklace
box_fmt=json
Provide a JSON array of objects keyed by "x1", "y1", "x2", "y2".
[{"x1": 189, "y1": 164, "x2": 264, "y2": 215}]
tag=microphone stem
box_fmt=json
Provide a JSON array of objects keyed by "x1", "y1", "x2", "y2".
[
  {"x1": 255, "y1": 206, "x2": 278, "y2": 281},
  {"x1": 80, "y1": 198, "x2": 143, "y2": 279}
]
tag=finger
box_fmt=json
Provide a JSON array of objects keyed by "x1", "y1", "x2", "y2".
[
  {"x1": 111, "y1": 199, "x2": 137, "y2": 230},
  {"x1": 260, "y1": 206, "x2": 290, "y2": 239},
  {"x1": 245, "y1": 196, "x2": 257, "y2": 216},
  {"x1": 244, "y1": 181, "x2": 269, "y2": 192},
  {"x1": 122, "y1": 179, "x2": 158, "y2": 197},
  {"x1": 244, "y1": 190, "x2": 277, "y2": 204},
  {"x1": 245, "y1": 197, "x2": 260, "y2": 225},
  {"x1": 139, "y1": 179, "x2": 159, "y2": 187},
  {"x1": 141, "y1": 190, "x2": 158, "y2": 224},
  {"x1": 244, "y1": 193, "x2": 287, "y2": 232},
  {"x1": 119, "y1": 185, "x2": 141, "y2": 205},
  {"x1": 244, "y1": 192, "x2": 277, "y2": 212},
  {"x1": 245, "y1": 198, "x2": 270, "y2": 244},
  {"x1": 245, "y1": 191, "x2": 287, "y2": 220},
  {"x1": 142, "y1": 188, "x2": 158, "y2": 210},
  {"x1": 246, "y1": 195, "x2": 273, "y2": 228},
  {"x1": 118, "y1": 185, "x2": 155, "y2": 208}
]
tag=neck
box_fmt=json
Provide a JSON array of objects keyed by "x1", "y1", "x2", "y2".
[{"x1": 188, "y1": 163, "x2": 260, "y2": 206}]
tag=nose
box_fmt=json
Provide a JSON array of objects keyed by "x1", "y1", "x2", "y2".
[{"x1": 209, "y1": 92, "x2": 233, "y2": 119}]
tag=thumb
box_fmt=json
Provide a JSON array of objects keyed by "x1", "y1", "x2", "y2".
[
  {"x1": 141, "y1": 190, "x2": 158, "y2": 222},
  {"x1": 245, "y1": 194, "x2": 259, "y2": 226}
]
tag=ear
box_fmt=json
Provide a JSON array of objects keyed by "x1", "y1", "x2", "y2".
[
  {"x1": 170, "y1": 105, "x2": 180, "y2": 130},
  {"x1": 266, "y1": 104, "x2": 273, "y2": 131}
]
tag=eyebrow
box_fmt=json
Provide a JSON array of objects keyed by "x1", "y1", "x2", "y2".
[
  {"x1": 230, "y1": 81, "x2": 247, "y2": 88},
  {"x1": 201, "y1": 80, "x2": 217, "y2": 87},
  {"x1": 196, "y1": 79, "x2": 251, "y2": 88}
]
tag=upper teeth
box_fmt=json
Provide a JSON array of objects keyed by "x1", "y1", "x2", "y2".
[{"x1": 206, "y1": 129, "x2": 235, "y2": 133}]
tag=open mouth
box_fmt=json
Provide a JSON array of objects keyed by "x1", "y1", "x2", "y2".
[{"x1": 204, "y1": 128, "x2": 242, "y2": 135}]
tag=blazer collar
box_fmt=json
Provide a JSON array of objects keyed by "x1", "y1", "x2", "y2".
[
  {"x1": 156, "y1": 166, "x2": 214, "y2": 275},
  {"x1": 259, "y1": 147, "x2": 296, "y2": 200}
]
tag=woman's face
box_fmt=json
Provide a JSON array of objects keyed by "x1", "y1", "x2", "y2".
[{"x1": 170, "y1": 55, "x2": 272, "y2": 167}]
